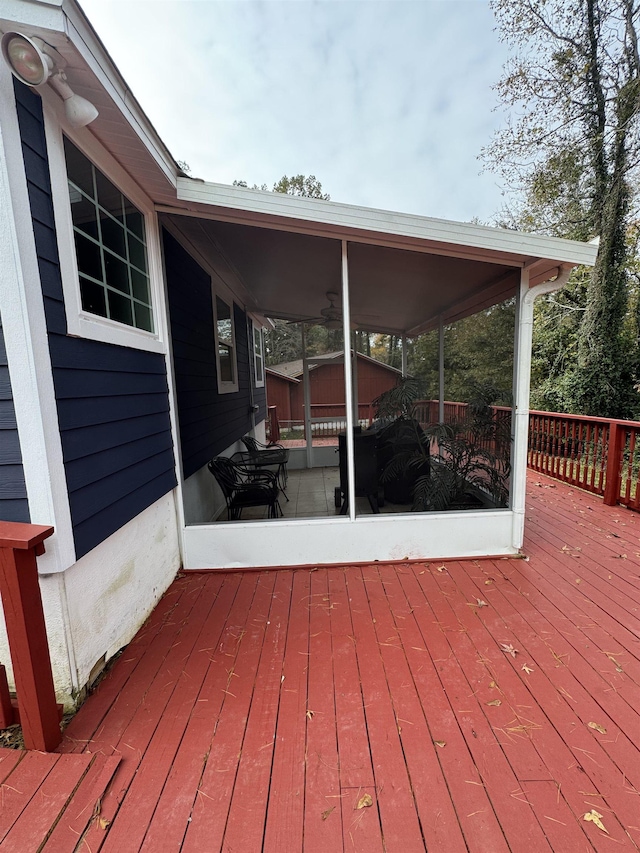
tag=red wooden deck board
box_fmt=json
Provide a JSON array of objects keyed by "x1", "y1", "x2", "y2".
[
  {"x1": 0, "y1": 751, "x2": 59, "y2": 843},
  {"x1": 100, "y1": 574, "x2": 242, "y2": 852},
  {"x1": 0, "y1": 753, "x2": 93, "y2": 852},
  {"x1": 301, "y1": 570, "x2": 343, "y2": 853},
  {"x1": 77, "y1": 572, "x2": 227, "y2": 852},
  {"x1": 262, "y1": 570, "x2": 311, "y2": 853},
  {"x1": 414, "y1": 565, "x2": 554, "y2": 853},
  {"x1": 179, "y1": 572, "x2": 279, "y2": 852},
  {"x1": 0, "y1": 472, "x2": 627, "y2": 852},
  {"x1": 456, "y1": 564, "x2": 640, "y2": 835},
  {"x1": 430, "y1": 559, "x2": 610, "y2": 850},
  {"x1": 138, "y1": 571, "x2": 260, "y2": 852},
  {"x1": 41, "y1": 754, "x2": 121, "y2": 852},
  {"x1": 220, "y1": 571, "x2": 295, "y2": 851},
  {"x1": 328, "y1": 570, "x2": 384, "y2": 853},
  {"x1": 59, "y1": 573, "x2": 215, "y2": 754},
  {"x1": 346, "y1": 567, "x2": 433, "y2": 848}
]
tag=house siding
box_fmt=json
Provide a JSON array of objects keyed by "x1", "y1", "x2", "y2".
[
  {"x1": 0, "y1": 314, "x2": 30, "y2": 523},
  {"x1": 163, "y1": 229, "x2": 263, "y2": 478},
  {"x1": 13, "y1": 80, "x2": 176, "y2": 559}
]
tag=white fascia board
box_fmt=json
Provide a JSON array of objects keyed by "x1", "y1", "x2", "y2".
[
  {"x1": 0, "y1": 0, "x2": 178, "y2": 190},
  {"x1": 176, "y1": 179, "x2": 600, "y2": 269},
  {"x1": 60, "y1": 8, "x2": 178, "y2": 189}
]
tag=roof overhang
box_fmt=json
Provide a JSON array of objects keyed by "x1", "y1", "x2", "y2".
[{"x1": 159, "y1": 180, "x2": 598, "y2": 335}]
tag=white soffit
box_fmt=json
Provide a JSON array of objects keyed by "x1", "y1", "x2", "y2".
[{"x1": 175, "y1": 178, "x2": 599, "y2": 269}]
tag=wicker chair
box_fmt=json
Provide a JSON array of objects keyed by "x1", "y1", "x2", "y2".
[{"x1": 208, "y1": 457, "x2": 282, "y2": 520}]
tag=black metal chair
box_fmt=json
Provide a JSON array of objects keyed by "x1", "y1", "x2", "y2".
[
  {"x1": 208, "y1": 457, "x2": 282, "y2": 520},
  {"x1": 241, "y1": 435, "x2": 289, "y2": 491}
]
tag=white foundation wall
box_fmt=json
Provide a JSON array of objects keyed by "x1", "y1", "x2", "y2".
[{"x1": 0, "y1": 491, "x2": 182, "y2": 708}]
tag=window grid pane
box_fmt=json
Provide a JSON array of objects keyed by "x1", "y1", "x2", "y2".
[{"x1": 64, "y1": 137, "x2": 153, "y2": 333}]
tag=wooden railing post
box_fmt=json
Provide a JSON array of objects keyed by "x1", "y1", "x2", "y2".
[
  {"x1": 0, "y1": 522, "x2": 61, "y2": 751},
  {"x1": 603, "y1": 422, "x2": 625, "y2": 506}
]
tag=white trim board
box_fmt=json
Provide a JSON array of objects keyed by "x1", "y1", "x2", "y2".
[{"x1": 182, "y1": 510, "x2": 517, "y2": 570}]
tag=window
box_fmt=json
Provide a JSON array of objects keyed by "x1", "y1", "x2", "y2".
[
  {"x1": 63, "y1": 137, "x2": 154, "y2": 333},
  {"x1": 214, "y1": 295, "x2": 238, "y2": 392},
  {"x1": 252, "y1": 324, "x2": 264, "y2": 387}
]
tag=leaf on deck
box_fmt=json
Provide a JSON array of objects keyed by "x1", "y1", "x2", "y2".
[
  {"x1": 486, "y1": 699, "x2": 502, "y2": 706},
  {"x1": 587, "y1": 722, "x2": 607, "y2": 735},
  {"x1": 583, "y1": 810, "x2": 608, "y2": 833},
  {"x1": 521, "y1": 664, "x2": 534, "y2": 674},
  {"x1": 434, "y1": 740, "x2": 446, "y2": 748},
  {"x1": 321, "y1": 806, "x2": 335, "y2": 821},
  {"x1": 356, "y1": 793, "x2": 373, "y2": 809},
  {"x1": 500, "y1": 643, "x2": 518, "y2": 658},
  {"x1": 306, "y1": 709, "x2": 314, "y2": 720}
]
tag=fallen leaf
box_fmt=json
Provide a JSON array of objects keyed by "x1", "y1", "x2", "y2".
[
  {"x1": 306, "y1": 710, "x2": 314, "y2": 720},
  {"x1": 436, "y1": 565, "x2": 447, "y2": 572},
  {"x1": 486, "y1": 699, "x2": 502, "y2": 707},
  {"x1": 484, "y1": 579, "x2": 494, "y2": 585},
  {"x1": 575, "y1": 578, "x2": 582, "y2": 584},
  {"x1": 489, "y1": 681, "x2": 497, "y2": 689},
  {"x1": 583, "y1": 809, "x2": 608, "y2": 834},
  {"x1": 321, "y1": 806, "x2": 335, "y2": 821},
  {"x1": 99, "y1": 818, "x2": 110, "y2": 830},
  {"x1": 500, "y1": 643, "x2": 518, "y2": 658},
  {"x1": 356, "y1": 794, "x2": 373, "y2": 809},
  {"x1": 476, "y1": 598, "x2": 488, "y2": 607},
  {"x1": 588, "y1": 722, "x2": 607, "y2": 734},
  {"x1": 522, "y1": 664, "x2": 534, "y2": 674},
  {"x1": 434, "y1": 740, "x2": 446, "y2": 748}
]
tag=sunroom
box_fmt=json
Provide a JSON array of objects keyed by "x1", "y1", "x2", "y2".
[{"x1": 158, "y1": 182, "x2": 597, "y2": 570}]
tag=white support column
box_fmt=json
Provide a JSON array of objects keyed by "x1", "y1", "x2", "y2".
[
  {"x1": 302, "y1": 324, "x2": 313, "y2": 468},
  {"x1": 511, "y1": 265, "x2": 571, "y2": 549},
  {"x1": 401, "y1": 335, "x2": 408, "y2": 378},
  {"x1": 438, "y1": 316, "x2": 445, "y2": 424},
  {"x1": 341, "y1": 241, "x2": 356, "y2": 520}
]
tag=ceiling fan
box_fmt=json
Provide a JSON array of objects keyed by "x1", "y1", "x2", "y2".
[{"x1": 291, "y1": 291, "x2": 344, "y2": 330}]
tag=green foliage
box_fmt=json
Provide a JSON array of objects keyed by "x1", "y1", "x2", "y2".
[
  {"x1": 233, "y1": 175, "x2": 330, "y2": 200},
  {"x1": 486, "y1": 0, "x2": 640, "y2": 419}
]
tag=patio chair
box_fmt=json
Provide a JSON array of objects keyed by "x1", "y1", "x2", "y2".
[
  {"x1": 208, "y1": 457, "x2": 282, "y2": 520},
  {"x1": 241, "y1": 435, "x2": 289, "y2": 491}
]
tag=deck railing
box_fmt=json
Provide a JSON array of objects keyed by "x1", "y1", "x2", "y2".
[{"x1": 267, "y1": 400, "x2": 640, "y2": 512}]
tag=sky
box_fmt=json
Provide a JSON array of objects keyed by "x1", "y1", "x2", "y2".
[{"x1": 77, "y1": 0, "x2": 512, "y2": 224}]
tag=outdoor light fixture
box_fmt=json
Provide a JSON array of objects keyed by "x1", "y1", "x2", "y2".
[{"x1": 1, "y1": 31, "x2": 98, "y2": 128}]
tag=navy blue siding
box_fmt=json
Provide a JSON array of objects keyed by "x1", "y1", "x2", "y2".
[
  {"x1": 14, "y1": 80, "x2": 176, "y2": 558},
  {"x1": 0, "y1": 315, "x2": 30, "y2": 523},
  {"x1": 163, "y1": 229, "x2": 258, "y2": 478}
]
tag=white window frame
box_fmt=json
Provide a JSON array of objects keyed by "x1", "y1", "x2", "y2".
[
  {"x1": 213, "y1": 291, "x2": 239, "y2": 394},
  {"x1": 42, "y1": 91, "x2": 166, "y2": 354},
  {"x1": 252, "y1": 322, "x2": 265, "y2": 388}
]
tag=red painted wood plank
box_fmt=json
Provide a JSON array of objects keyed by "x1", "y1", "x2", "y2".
[
  {"x1": 180, "y1": 572, "x2": 279, "y2": 853},
  {"x1": 437, "y1": 559, "x2": 634, "y2": 848},
  {"x1": 262, "y1": 570, "x2": 311, "y2": 853},
  {"x1": 327, "y1": 571, "x2": 377, "y2": 793},
  {"x1": 220, "y1": 571, "x2": 295, "y2": 851},
  {"x1": 77, "y1": 573, "x2": 227, "y2": 852},
  {"x1": 412, "y1": 566, "x2": 554, "y2": 853},
  {"x1": 100, "y1": 574, "x2": 242, "y2": 852},
  {"x1": 301, "y1": 570, "x2": 343, "y2": 853},
  {"x1": 346, "y1": 566, "x2": 442, "y2": 849},
  {"x1": 138, "y1": 571, "x2": 259, "y2": 853},
  {"x1": 521, "y1": 780, "x2": 597, "y2": 853},
  {"x1": 371, "y1": 564, "x2": 472, "y2": 852},
  {"x1": 41, "y1": 754, "x2": 121, "y2": 852},
  {"x1": 0, "y1": 753, "x2": 93, "y2": 852},
  {"x1": 0, "y1": 748, "x2": 24, "y2": 784},
  {"x1": 59, "y1": 573, "x2": 214, "y2": 754},
  {"x1": 0, "y1": 751, "x2": 59, "y2": 843}
]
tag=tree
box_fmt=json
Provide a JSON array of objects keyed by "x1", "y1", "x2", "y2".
[{"x1": 485, "y1": 0, "x2": 640, "y2": 418}]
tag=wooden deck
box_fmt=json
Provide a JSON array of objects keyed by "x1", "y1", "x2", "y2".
[{"x1": 3, "y1": 472, "x2": 640, "y2": 851}]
